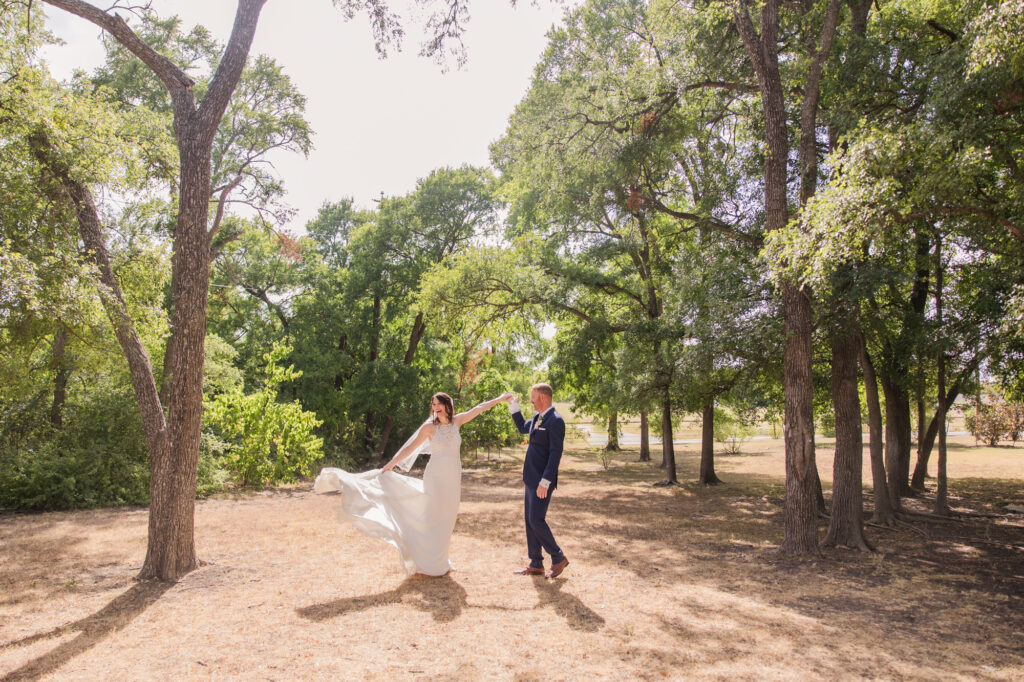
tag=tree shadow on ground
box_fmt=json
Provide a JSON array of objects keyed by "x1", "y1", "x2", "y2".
[
  {"x1": 457, "y1": 465, "x2": 1024, "y2": 628},
  {"x1": 0, "y1": 579, "x2": 171, "y2": 682}
]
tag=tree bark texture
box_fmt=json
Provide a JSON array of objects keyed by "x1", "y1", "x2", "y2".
[
  {"x1": 659, "y1": 386, "x2": 677, "y2": 485},
  {"x1": 880, "y1": 372, "x2": 912, "y2": 510},
  {"x1": 639, "y1": 411, "x2": 650, "y2": 461},
  {"x1": 933, "y1": 239, "x2": 949, "y2": 515},
  {"x1": 822, "y1": 327, "x2": 871, "y2": 549},
  {"x1": 699, "y1": 399, "x2": 721, "y2": 485},
  {"x1": 41, "y1": 0, "x2": 268, "y2": 582},
  {"x1": 859, "y1": 336, "x2": 895, "y2": 525},
  {"x1": 606, "y1": 410, "x2": 620, "y2": 451},
  {"x1": 778, "y1": 285, "x2": 820, "y2": 553},
  {"x1": 734, "y1": 0, "x2": 841, "y2": 555}
]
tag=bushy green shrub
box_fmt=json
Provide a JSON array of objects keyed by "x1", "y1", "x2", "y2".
[
  {"x1": 204, "y1": 342, "x2": 323, "y2": 487},
  {"x1": 0, "y1": 387, "x2": 149, "y2": 510}
]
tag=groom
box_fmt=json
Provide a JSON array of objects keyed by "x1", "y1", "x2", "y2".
[{"x1": 506, "y1": 383, "x2": 569, "y2": 579}]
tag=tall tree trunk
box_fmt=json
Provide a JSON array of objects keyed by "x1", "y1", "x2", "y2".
[
  {"x1": 734, "y1": 0, "x2": 841, "y2": 556},
  {"x1": 779, "y1": 285, "x2": 821, "y2": 553},
  {"x1": 916, "y1": 390, "x2": 927, "y2": 473},
  {"x1": 605, "y1": 410, "x2": 620, "y2": 451},
  {"x1": 49, "y1": 328, "x2": 70, "y2": 427},
  {"x1": 639, "y1": 411, "x2": 650, "y2": 462},
  {"x1": 375, "y1": 311, "x2": 428, "y2": 455},
  {"x1": 933, "y1": 238, "x2": 950, "y2": 515},
  {"x1": 822, "y1": 326, "x2": 871, "y2": 549},
  {"x1": 698, "y1": 398, "x2": 721, "y2": 485},
  {"x1": 656, "y1": 384, "x2": 678, "y2": 485},
  {"x1": 42, "y1": 0, "x2": 268, "y2": 582},
  {"x1": 146, "y1": 141, "x2": 213, "y2": 581},
  {"x1": 859, "y1": 335, "x2": 895, "y2": 525},
  {"x1": 879, "y1": 372, "x2": 912, "y2": 509}
]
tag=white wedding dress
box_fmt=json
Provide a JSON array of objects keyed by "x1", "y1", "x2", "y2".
[{"x1": 313, "y1": 423, "x2": 462, "y2": 576}]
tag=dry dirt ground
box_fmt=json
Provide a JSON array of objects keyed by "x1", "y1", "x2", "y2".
[{"x1": 1, "y1": 436, "x2": 1022, "y2": 681}]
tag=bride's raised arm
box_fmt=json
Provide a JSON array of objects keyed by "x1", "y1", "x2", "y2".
[
  {"x1": 454, "y1": 392, "x2": 515, "y2": 428},
  {"x1": 381, "y1": 420, "x2": 435, "y2": 472}
]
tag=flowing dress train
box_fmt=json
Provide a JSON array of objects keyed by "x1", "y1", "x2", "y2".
[{"x1": 313, "y1": 423, "x2": 461, "y2": 576}]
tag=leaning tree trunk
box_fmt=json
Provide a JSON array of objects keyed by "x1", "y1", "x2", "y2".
[
  {"x1": 822, "y1": 326, "x2": 871, "y2": 549},
  {"x1": 41, "y1": 0, "x2": 268, "y2": 582},
  {"x1": 605, "y1": 410, "x2": 620, "y2": 451},
  {"x1": 911, "y1": 360, "x2": 977, "y2": 489},
  {"x1": 698, "y1": 398, "x2": 722, "y2": 485},
  {"x1": 638, "y1": 411, "x2": 651, "y2": 462},
  {"x1": 859, "y1": 335, "x2": 895, "y2": 525},
  {"x1": 29, "y1": 130, "x2": 169, "y2": 468}
]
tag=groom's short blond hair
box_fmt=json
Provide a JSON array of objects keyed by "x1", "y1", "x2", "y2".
[{"x1": 531, "y1": 383, "x2": 553, "y2": 399}]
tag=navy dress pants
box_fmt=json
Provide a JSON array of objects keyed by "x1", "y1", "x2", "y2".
[{"x1": 524, "y1": 485, "x2": 564, "y2": 568}]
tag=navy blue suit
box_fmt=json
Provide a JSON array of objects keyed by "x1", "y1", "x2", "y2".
[{"x1": 512, "y1": 407, "x2": 566, "y2": 568}]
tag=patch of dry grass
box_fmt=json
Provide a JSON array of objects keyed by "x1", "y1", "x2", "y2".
[{"x1": 1, "y1": 437, "x2": 1021, "y2": 680}]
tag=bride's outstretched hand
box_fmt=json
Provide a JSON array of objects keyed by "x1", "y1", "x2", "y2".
[
  {"x1": 499, "y1": 392, "x2": 515, "y2": 402},
  {"x1": 381, "y1": 462, "x2": 395, "y2": 473}
]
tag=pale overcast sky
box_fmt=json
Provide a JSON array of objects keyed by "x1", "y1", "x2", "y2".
[{"x1": 41, "y1": 1, "x2": 567, "y2": 232}]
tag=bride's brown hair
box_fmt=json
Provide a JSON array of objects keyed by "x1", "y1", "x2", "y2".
[{"x1": 431, "y1": 392, "x2": 454, "y2": 424}]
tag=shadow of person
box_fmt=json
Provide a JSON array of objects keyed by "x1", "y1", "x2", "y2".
[
  {"x1": 297, "y1": 574, "x2": 468, "y2": 624},
  {"x1": 530, "y1": 577, "x2": 605, "y2": 632},
  {"x1": 1, "y1": 579, "x2": 171, "y2": 682}
]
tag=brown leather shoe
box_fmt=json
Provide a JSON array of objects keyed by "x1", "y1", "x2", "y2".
[
  {"x1": 545, "y1": 557, "x2": 569, "y2": 579},
  {"x1": 513, "y1": 565, "x2": 544, "y2": 575}
]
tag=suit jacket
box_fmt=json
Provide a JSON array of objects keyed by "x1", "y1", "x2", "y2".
[{"x1": 512, "y1": 408, "x2": 565, "y2": 490}]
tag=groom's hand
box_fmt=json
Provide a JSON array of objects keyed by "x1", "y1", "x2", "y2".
[{"x1": 537, "y1": 484, "x2": 548, "y2": 499}]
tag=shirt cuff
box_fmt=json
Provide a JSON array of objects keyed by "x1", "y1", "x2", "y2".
[
  {"x1": 508, "y1": 400, "x2": 520, "y2": 414},
  {"x1": 539, "y1": 478, "x2": 551, "y2": 488}
]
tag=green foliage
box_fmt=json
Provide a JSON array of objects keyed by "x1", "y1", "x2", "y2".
[
  {"x1": 457, "y1": 366, "x2": 521, "y2": 458},
  {"x1": 965, "y1": 392, "x2": 1024, "y2": 446},
  {"x1": 203, "y1": 342, "x2": 323, "y2": 487},
  {"x1": 0, "y1": 385, "x2": 149, "y2": 510},
  {"x1": 712, "y1": 407, "x2": 755, "y2": 455}
]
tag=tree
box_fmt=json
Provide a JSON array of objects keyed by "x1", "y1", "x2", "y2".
[
  {"x1": 729, "y1": 0, "x2": 845, "y2": 555},
  {"x1": 27, "y1": 0, "x2": 496, "y2": 581}
]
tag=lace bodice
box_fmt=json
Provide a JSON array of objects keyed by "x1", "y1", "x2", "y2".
[{"x1": 428, "y1": 422, "x2": 461, "y2": 457}]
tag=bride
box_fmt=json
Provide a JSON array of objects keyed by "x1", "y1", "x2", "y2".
[{"x1": 313, "y1": 391, "x2": 512, "y2": 576}]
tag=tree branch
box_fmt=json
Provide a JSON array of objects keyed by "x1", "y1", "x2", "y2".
[
  {"x1": 40, "y1": 0, "x2": 194, "y2": 98},
  {"x1": 197, "y1": 0, "x2": 267, "y2": 140}
]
